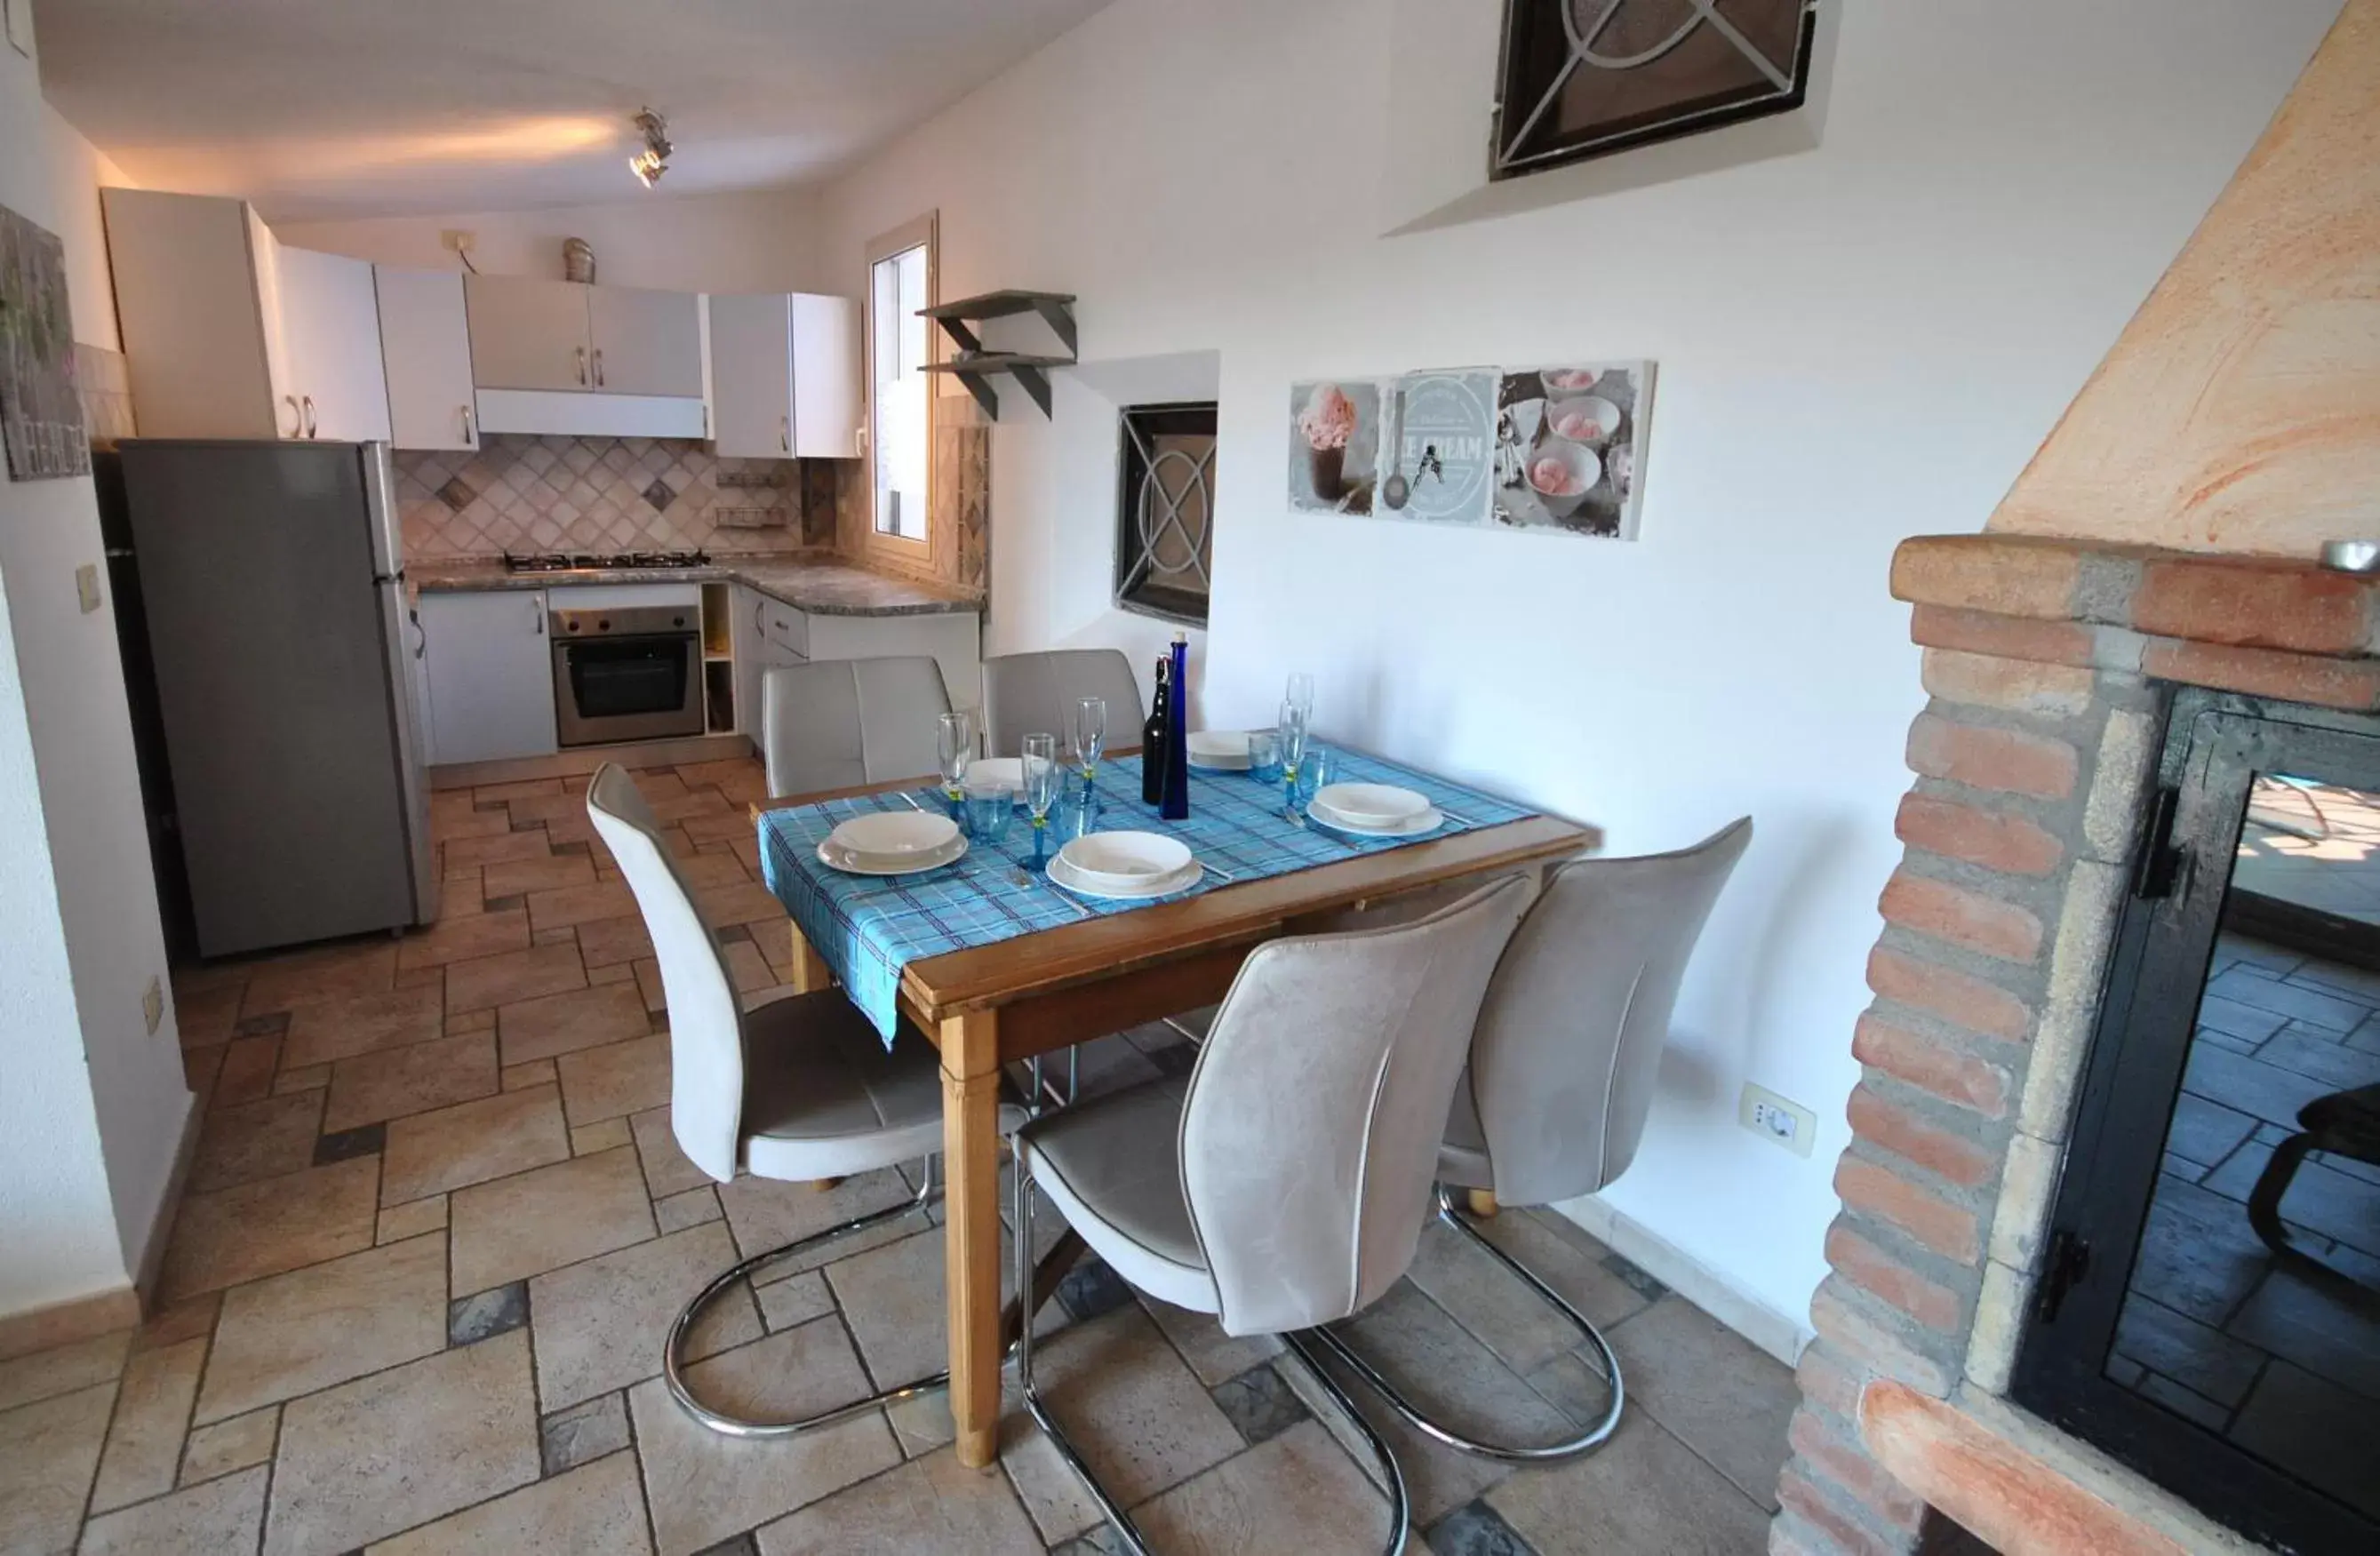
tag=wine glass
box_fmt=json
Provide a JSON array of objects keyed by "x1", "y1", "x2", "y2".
[
  {"x1": 1277, "y1": 699, "x2": 1311, "y2": 816},
  {"x1": 936, "y1": 711, "x2": 974, "y2": 813},
  {"x1": 1021, "y1": 732, "x2": 1061, "y2": 873},
  {"x1": 1074, "y1": 698, "x2": 1107, "y2": 807},
  {"x1": 1284, "y1": 672, "x2": 1316, "y2": 722}
]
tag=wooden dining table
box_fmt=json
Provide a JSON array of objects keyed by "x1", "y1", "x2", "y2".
[{"x1": 755, "y1": 758, "x2": 1596, "y2": 1470}]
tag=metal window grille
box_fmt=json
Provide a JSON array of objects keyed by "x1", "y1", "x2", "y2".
[{"x1": 1114, "y1": 403, "x2": 1216, "y2": 626}]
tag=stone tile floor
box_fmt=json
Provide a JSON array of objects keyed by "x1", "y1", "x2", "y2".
[
  {"x1": 2119, "y1": 931, "x2": 2380, "y2": 1520},
  {"x1": 0, "y1": 755, "x2": 1796, "y2": 1555}
]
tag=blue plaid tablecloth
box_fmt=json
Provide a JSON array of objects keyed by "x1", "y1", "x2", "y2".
[{"x1": 757, "y1": 750, "x2": 1535, "y2": 1043}]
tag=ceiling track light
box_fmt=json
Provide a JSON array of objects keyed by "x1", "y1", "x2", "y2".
[{"x1": 628, "y1": 108, "x2": 672, "y2": 188}]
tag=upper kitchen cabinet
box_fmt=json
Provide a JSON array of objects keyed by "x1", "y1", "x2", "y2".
[
  {"x1": 374, "y1": 267, "x2": 478, "y2": 451},
  {"x1": 587, "y1": 285, "x2": 703, "y2": 397},
  {"x1": 709, "y1": 292, "x2": 860, "y2": 459},
  {"x1": 103, "y1": 188, "x2": 391, "y2": 443},
  {"x1": 465, "y1": 275, "x2": 706, "y2": 437},
  {"x1": 464, "y1": 275, "x2": 595, "y2": 392}
]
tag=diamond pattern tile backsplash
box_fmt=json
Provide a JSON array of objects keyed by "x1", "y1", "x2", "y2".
[{"x1": 392, "y1": 435, "x2": 828, "y2": 558}]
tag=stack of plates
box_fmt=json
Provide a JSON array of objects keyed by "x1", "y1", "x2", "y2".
[
  {"x1": 1186, "y1": 730, "x2": 1251, "y2": 771},
  {"x1": 817, "y1": 810, "x2": 968, "y2": 875},
  {"x1": 1308, "y1": 782, "x2": 1444, "y2": 838},
  {"x1": 968, "y1": 757, "x2": 1025, "y2": 791},
  {"x1": 1050, "y1": 831, "x2": 1202, "y2": 898}
]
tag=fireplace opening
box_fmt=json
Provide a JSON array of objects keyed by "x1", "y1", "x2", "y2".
[{"x1": 2012, "y1": 689, "x2": 2380, "y2": 1554}]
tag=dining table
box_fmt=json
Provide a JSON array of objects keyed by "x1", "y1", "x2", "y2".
[{"x1": 749, "y1": 746, "x2": 1597, "y2": 1470}]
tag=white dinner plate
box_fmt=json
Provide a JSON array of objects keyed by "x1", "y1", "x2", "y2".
[
  {"x1": 1048, "y1": 852, "x2": 1203, "y2": 900},
  {"x1": 817, "y1": 833, "x2": 969, "y2": 876},
  {"x1": 1186, "y1": 730, "x2": 1252, "y2": 770},
  {"x1": 828, "y1": 810, "x2": 959, "y2": 857},
  {"x1": 1306, "y1": 802, "x2": 1447, "y2": 839},
  {"x1": 1312, "y1": 782, "x2": 1430, "y2": 826}
]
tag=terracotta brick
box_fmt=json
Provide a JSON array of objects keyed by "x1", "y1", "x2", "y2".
[
  {"x1": 1909, "y1": 605, "x2": 2096, "y2": 668},
  {"x1": 1847, "y1": 1083, "x2": 1997, "y2": 1188},
  {"x1": 1853, "y1": 1015, "x2": 2009, "y2": 1118},
  {"x1": 1777, "y1": 1466, "x2": 1906, "y2": 1556},
  {"x1": 1890, "y1": 536, "x2": 2081, "y2": 620},
  {"x1": 1893, "y1": 792, "x2": 2063, "y2": 878},
  {"x1": 2132, "y1": 559, "x2": 2368, "y2": 654},
  {"x1": 1791, "y1": 1407, "x2": 1930, "y2": 1531},
  {"x1": 2141, "y1": 639, "x2": 2380, "y2": 711},
  {"x1": 1865, "y1": 946, "x2": 2031, "y2": 1042},
  {"x1": 1905, "y1": 714, "x2": 2078, "y2": 802},
  {"x1": 1798, "y1": 1342, "x2": 1865, "y2": 1422},
  {"x1": 1837, "y1": 1155, "x2": 1982, "y2": 1265},
  {"x1": 1920, "y1": 650, "x2": 2095, "y2": 716},
  {"x1": 1809, "y1": 1279, "x2": 1955, "y2": 1398},
  {"x1": 1877, "y1": 872, "x2": 2043, "y2": 965},
  {"x1": 1826, "y1": 1224, "x2": 1964, "y2": 1333}
]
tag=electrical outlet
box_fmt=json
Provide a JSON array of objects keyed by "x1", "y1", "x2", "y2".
[
  {"x1": 76, "y1": 563, "x2": 102, "y2": 614},
  {"x1": 1739, "y1": 1081, "x2": 1816, "y2": 1158},
  {"x1": 441, "y1": 228, "x2": 475, "y2": 254},
  {"x1": 142, "y1": 976, "x2": 164, "y2": 1036}
]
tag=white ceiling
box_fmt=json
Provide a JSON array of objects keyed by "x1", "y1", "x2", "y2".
[{"x1": 34, "y1": 0, "x2": 1109, "y2": 220}]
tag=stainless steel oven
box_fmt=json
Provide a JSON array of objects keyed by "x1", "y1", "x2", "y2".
[{"x1": 550, "y1": 600, "x2": 705, "y2": 746}]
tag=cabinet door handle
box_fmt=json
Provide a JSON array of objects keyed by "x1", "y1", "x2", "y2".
[
  {"x1": 459, "y1": 403, "x2": 475, "y2": 444},
  {"x1": 576, "y1": 347, "x2": 588, "y2": 386},
  {"x1": 592, "y1": 348, "x2": 605, "y2": 387},
  {"x1": 283, "y1": 395, "x2": 301, "y2": 437},
  {"x1": 781, "y1": 414, "x2": 791, "y2": 454},
  {"x1": 301, "y1": 395, "x2": 317, "y2": 438},
  {"x1": 410, "y1": 610, "x2": 427, "y2": 659},
  {"x1": 534, "y1": 602, "x2": 545, "y2": 635}
]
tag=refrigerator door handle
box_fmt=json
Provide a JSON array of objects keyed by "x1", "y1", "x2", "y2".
[
  {"x1": 301, "y1": 395, "x2": 318, "y2": 438},
  {"x1": 282, "y1": 395, "x2": 302, "y2": 437}
]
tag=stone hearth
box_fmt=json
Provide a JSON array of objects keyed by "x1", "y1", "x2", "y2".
[{"x1": 1767, "y1": 534, "x2": 2380, "y2": 1556}]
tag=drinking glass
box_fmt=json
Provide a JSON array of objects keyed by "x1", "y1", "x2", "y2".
[
  {"x1": 1277, "y1": 700, "x2": 1312, "y2": 814},
  {"x1": 1074, "y1": 698, "x2": 1108, "y2": 802},
  {"x1": 1298, "y1": 746, "x2": 1333, "y2": 809},
  {"x1": 1021, "y1": 732, "x2": 1061, "y2": 872},
  {"x1": 937, "y1": 711, "x2": 974, "y2": 814},
  {"x1": 1247, "y1": 730, "x2": 1282, "y2": 786},
  {"x1": 963, "y1": 778, "x2": 1012, "y2": 847},
  {"x1": 1285, "y1": 673, "x2": 1316, "y2": 724}
]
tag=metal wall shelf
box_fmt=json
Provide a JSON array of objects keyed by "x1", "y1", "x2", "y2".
[{"x1": 918, "y1": 291, "x2": 1077, "y2": 420}]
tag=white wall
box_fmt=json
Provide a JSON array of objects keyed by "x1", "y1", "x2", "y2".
[
  {"x1": 0, "y1": 25, "x2": 189, "y2": 1319},
  {"x1": 280, "y1": 184, "x2": 825, "y2": 292},
  {"x1": 817, "y1": 0, "x2": 2344, "y2": 1342},
  {"x1": 43, "y1": 105, "x2": 132, "y2": 352}
]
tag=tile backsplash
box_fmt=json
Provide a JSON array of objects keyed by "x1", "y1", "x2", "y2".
[{"x1": 392, "y1": 435, "x2": 830, "y2": 559}]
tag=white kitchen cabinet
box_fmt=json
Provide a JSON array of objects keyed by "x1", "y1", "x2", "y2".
[
  {"x1": 709, "y1": 292, "x2": 860, "y2": 459},
  {"x1": 276, "y1": 245, "x2": 391, "y2": 443},
  {"x1": 375, "y1": 267, "x2": 478, "y2": 451},
  {"x1": 418, "y1": 590, "x2": 557, "y2": 766},
  {"x1": 102, "y1": 189, "x2": 391, "y2": 443},
  {"x1": 587, "y1": 285, "x2": 704, "y2": 397},
  {"x1": 467, "y1": 275, "x2": 702, "y2": 396}
]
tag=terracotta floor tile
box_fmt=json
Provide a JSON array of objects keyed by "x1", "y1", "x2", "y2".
[
  {"x1": 574, "y1": 914, "x2": 656, "y2": 970},
  {"x1": 174, "y1": 981, "x2": 244, "y2": 1049},
  {"x1": 723, "y1": 940, "x2": 774, "y2": 993},
  {"x1": 213, "y1": 1033, "x2": 283, "y2": 1106},
  {"x1": 132, "y1": 1294, "x2": 220, "y2": 1355},
  {"x1": 718, "y1": 1170, "x2": 921, "y2": 1275},
  {"x1": 189, "y1": 1090, "x2": 324, "y2": 1193},
  {"x1": 499, "y1": 982, "x2": 652, "y2": 1066},
  {"x1": 378, "y1": 1194, "x2": 449, "y2": 1246},
  {"x1": 448, "y1": 1147, "x2": 656, "y2": 1297},
  {"x1": 438, "y1": 828, "x2": 553, "y2": 874},
  {"x1": 502, "y1": 1057, "x2": 556, "y2": 1090},
  {"x1": 1130, "y1": 1419, "x2": 1402, "y2": 1555},
  {"x1": 370, "y1": 1449, "x2": 650, "y2": 1556},
  {"x1": 274, "y1": 1062, "x2": 332, "y2": 1095},
  {"x1": 242, "y1": 941, "x2": 399, "y2": 1018},
  {"x1": 265, "y1": 1330, "x2": 539, "y2": 1556},
  {"x1": 696, "y1": 880, "x2": 786, "y2": 930},
  {"x1": 280, "y1": 985, "x2": 446, "y2": 1069},
  {"x1": 323, "y1": 1031, "x2": 500, "y2": 1133},
  {"x1": 506, "y1": 787, "x2": 588, "y2": 825},
  {"x1": 646, "y1": 787, "x2": 734, "y2": 825},
  {"x1": 0, "y1": 1382, "x2": 115, "y2": 1552},
  {"x1": 631, "y1": 1107, "x2": 710, "y2": 1200},
  {"x1": 180, "y1": 1406, "x2": 277, "y2": 1484},
  {"x1": 484, "y1": 852, "x2": 598, "y2": 898},
  {"x1": 1487, "y1": 1408, "x2": 1769, "y2": 1555},
  {"x1": 159, "y1": 1156, "x2": 379, "y2": 1302},
  {"x1": 528, "y1": 880, "x2": 639, "y2": 935},
  {"x1": 89, "y1": 1336, "x2": 205, "y2": 1512},
  {"x1": 445, "y1": 942, "x2": 587, "y2": 1014},
  {"x1": 81, "y1": 1463, "x2": 268, "y2": 1556},
  {"x1": 555, "y1": 1033, "x2": 673, "y2": 1126},
  {"x1": 669, "y1": 851, "x2": 751, "y2": 890},
  {"x1": 0, "y1": 1329, "x2": 132, "y2": 1412},
  {"x1": 1604, "y1": 1295, "x2": 1798, "y2": 1510},
  {"x1": 572, "y1": 1117, "x2": 633, "y2": 1154},
  {"x1": 381, "y1": 1083, "x2": 571, "y2": 1206},
  {"x1": 393, "y1": 906, "x2": 533, "y2": 971},
  {"x1": 528, "y1": 1221, "x2": 761, "y2": 1412},
  {"x1": 475, "y1": 777, "x2": 565, "y2": 805},
  {"x1": 756, "y1": 1444, "x2": 1042, "y2": 1555},
  {"x1": 197, "y1": 1234, "x2": 447, "y2": 1424}
]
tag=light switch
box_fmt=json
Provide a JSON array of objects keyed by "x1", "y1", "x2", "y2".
[{"x1": 75, "y1": 563, "x2": 102, "y2": 614}]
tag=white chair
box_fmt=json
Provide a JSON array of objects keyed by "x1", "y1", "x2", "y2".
[
  {"x1": 760, "y1": 655, "x2": 951, "y2": 798},
  {"x1": 979, "y1": 648, "x2": 1144, "y2": 757},
  {"x1": 585, "y1": 762, "x2": 1027, "y2": 1437},
  {"x1": 1310, "y1": 818, "x2": 1753, "y2": 1463},
  {"x1": 1012, "y1": 874, "x2": 1537, "y2": 1555}
]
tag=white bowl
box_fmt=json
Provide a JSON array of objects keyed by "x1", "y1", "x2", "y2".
[
  {"x1": 1308, "y1": 803, "x2": 1445, "y2": 839},
  {"x1": 967, "y1": 757, "x2": 1024, "y2": 790},
  {"x1": 1186, "y1": 730, "x2": 1251, "y2": 770},
  {"x1": 827, "y1": 810, "x2": 959, "y2": 858},
  {"x1": 1058, "y1": 831, "x2": 1194, "y2": 889},
  {"x1": 1313, "y1": 783, "x2": 1429, "y2": 826},
  {"x1": 1546, "y1": 395, "x2": 1620, "y2": 446},
  {"x1": 1525, "y1": 437, "x2": 1602, "y2": 519},
  {"x1": 1049, "y1": 852, "x2": 1202, "y2": 900}
]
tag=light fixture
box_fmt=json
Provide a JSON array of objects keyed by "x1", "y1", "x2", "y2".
[{"x1": 627, "y1": 108, "x2": 671, "y2": 188}]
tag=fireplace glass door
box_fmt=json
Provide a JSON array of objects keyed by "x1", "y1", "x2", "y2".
[{"x1": 2016, "y1": 691, "x2": 2380, "y2": 1553}]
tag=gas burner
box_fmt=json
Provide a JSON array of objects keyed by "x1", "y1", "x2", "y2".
[{"x1": 501, "y1": 549, "x2": 712, "y2": 574}]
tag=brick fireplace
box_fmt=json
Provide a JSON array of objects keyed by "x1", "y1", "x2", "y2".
[{"x1": 1766, "y1": 535, "x2": 2380, "y2": 1554}]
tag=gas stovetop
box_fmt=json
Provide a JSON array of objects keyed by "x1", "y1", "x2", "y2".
[{"x1": 501, "y1": 550, "x2": 712, "y2": 574}]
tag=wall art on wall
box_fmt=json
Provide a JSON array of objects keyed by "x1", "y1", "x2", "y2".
[
  {"x1": 1381, "y1": 370, "x2": 1497, "y2": 525},
  {"x1": 0, "y1": 203, "x2": 89, "y2": 480},
  {"x1": 1492, "y1": 361, "x2": 1652, "y2": 539},
  {"x1": 1287, "y1": 379, "x2": 1379, "y2": 516}
]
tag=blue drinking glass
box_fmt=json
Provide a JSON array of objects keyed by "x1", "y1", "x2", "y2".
[
  {"x1": 964, "y1": 780, "x2": 1013, "y2": 847},
  {"x1": 1248, "y1": 730, "x2": 1282, "y2": 786}
]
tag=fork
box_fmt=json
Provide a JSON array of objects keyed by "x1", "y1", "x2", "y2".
[{"x1": 1012, "y1": 867, "x2": 1090, "y2": 917}]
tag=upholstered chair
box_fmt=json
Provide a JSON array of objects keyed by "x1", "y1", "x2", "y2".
[
  {"x1": 978, "y1": 647, "x2": 1144, "y2": 758},
  {"x1": 1011, "y1": 874, "x2": 1537, "y2": 1555},
  {"x1": 1311, "y1": 817, "x2": 1753, "y2": 1463},
  {"x1": 759, "y1": 655, "x2": 951, "y2": 798},
  {"x1": 585, "y1": 763, "x2": 1026, "y2": 1437}
]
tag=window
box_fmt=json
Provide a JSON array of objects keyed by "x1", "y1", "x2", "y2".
[
  {"x1": 1114, "y1": 402, "x2": 1216, "y2": 626},
  {"x1": 866, "y1": 217, "x2": 935, "y2": 545}
]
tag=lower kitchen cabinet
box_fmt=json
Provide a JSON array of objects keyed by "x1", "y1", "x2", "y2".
[
  {"x1": 729, "y1": 586, "x2": 980, "y2": 748},
  {"x1": 418, "y1": 590, "x2": 557, "y2": 765}
]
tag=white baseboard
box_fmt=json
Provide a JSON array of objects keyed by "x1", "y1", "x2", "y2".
[
  {"x1": 129, "y1": 1088, "x2": 204, "y2": 1305},
  {"x1": 1553, "y1": 1193, "x2": 1813, "y2": 1368}
]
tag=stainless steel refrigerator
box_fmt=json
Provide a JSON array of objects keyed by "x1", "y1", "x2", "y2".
[{"x1": 115, "y1": 438, "x2": 437, "y2": 959}]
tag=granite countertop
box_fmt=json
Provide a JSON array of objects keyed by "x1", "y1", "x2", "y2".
[{"x1": 407, "y1": 554, "x2": 982, "y2": 618}]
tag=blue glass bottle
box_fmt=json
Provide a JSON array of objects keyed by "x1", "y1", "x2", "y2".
[{"x1": 1160, "y1": 632, "x2": 1191, "y2": 819}]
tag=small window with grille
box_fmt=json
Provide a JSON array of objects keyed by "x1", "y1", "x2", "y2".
[{"x1": 1114, "y1": 402, "x2": 1216, "y2": 626}]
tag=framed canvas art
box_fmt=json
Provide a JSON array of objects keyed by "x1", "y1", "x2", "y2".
[{"x1": 0, "y1": 203, "x2": 89, "y2": 481}]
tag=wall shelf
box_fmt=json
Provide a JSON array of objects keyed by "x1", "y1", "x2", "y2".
[{"x1": 919, "y1": 291, "x2": 1077, "y2": 420}]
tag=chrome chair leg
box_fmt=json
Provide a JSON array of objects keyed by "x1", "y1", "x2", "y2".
[
  {"x1": 665, "y1": 1162, "x2": 943, "y2": 1438},
  {"x1": 1010, "y1": 1158, "x2": 1410, "y2": 1556},
  {"x1": 1305, "y1": 1185, "x2": 1625, "y2": 1464}
]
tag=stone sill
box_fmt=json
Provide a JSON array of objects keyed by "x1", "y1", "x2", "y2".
[{"x1": 1893, "y1": 534, "x2": 2380, "y2": 709}]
